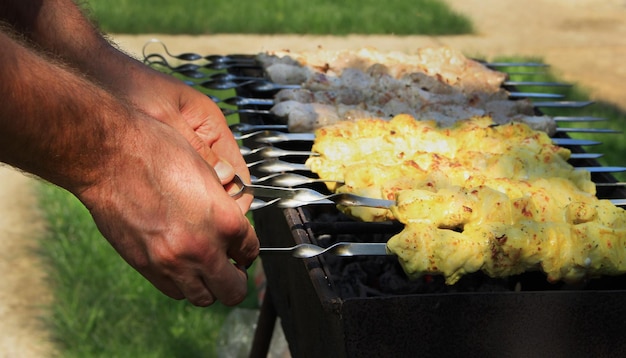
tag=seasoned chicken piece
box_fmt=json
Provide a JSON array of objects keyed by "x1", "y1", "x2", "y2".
[
  {"x1": 274, "y1": 88, "x2": 366, "y2": 105},
  {"x1": 416, "y1": 105, "x2": 485, "y2": 127},
  {"x1": 274, "y1": 88, "x2": 316, "y2": 103},
  {"x1": 388, "y1": 212, "x2": 626, "y2": 285},
  {"x1": 259, "y1": 46, "x2": 507, "y2": 93},
  {"x1": 303, "y1": 72, "x2": 343, "y2": 91},
  {"x1": 270, "y1": 101, "x2": 344, "y2": 132},
  {"x1": 388, "y1": 191, "x2": 626, "y2": 284},
  {"x1": 255, "y1": 52, "x2": 300, "y2": 68},
  {"x1": 261, "y1": 47, "x2": 556, "y2": 133},
  {"x1": 511, "y1": 115, "x2": 557, "y2": 135},
  {"x1": 414, "y1": 46, "x2": 507, "y2": 93},
  {"x1": 264, "y1": 63, "x2": 310, "y2": 85},
  {"x1": 484, "y1": 98, "x2": 535, "y2": 120},
  {"x1": 307, "y1": 115, "x2": 568, "y2": 184},
  {"x1": 307, "y1": 116, "x2": 624, "y2": 284},
  {"x1": 399, "y1": 72, "x2": 456, "y2": 94},
  {"x1": 270, "y1": 97, "x2": 554, "y2": 134}
]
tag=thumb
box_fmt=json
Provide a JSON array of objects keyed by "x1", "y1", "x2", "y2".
[
  {"x1": 160, "y1": 114, "x2": 237, "y2": 185},
  {"x1": 212, "y1": 158, "x2": 235, "y2": 185},
  {"x1": 190, "y1": 137, "x2": 236, "y2": 185}
]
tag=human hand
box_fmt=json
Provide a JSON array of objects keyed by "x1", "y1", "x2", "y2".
[
  {"x1": 116, "y1": 61, "x2": 253, "y2": 212},
  {"x1": 81, "y1": 44, "x2": 252, "y2": 212},
  {"x1": 78, "y1": 114, "x2": 259, "y2": 306},
  {"x1": 0, "y1": 5, "x2": 259, "y2": 307},
  {"x1": 85, "y1": 51, "x2": 260, "y2": 306}
]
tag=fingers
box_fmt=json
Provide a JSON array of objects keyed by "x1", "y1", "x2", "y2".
[
  {"x1": 166, "y1": 197, "x2": 258, "y2": 307},
  {"x1": 143, "y1": 240, "x2": 255, "y2": 307},
  {"x1": 175, "y1": 122, "x2": 255, "y2": 212},
  {"x1": 123, "y1": 88, "x2": 257, "y2": 306},
  {"x1": 166, "y1": 260, "x2": 249, "y2": 307},
  {"x1": 212, "y1": 159, "x2": 235, "y2": 184},
  {"x1": 198, "y1": 208, "x2": 258, "y2": 306},
  {"x1": 202, "y1": 259, "x2": 250, "y2": 307},
  {"x1": 227, "y1": 220, "x2": 259, "y2": 268},
  {"x1": 160, "y1": 234, "x2": 257, "y2": 307}
]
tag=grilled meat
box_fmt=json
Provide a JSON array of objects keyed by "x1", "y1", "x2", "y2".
[
  {"x1": 306, "y1": 115, "x2": 625, "y2": 284},
  {"x1": 257, "y1": 47, "x2": 507, "y2": 93},
  {"x1": 259, "y1": 47, "x2": 555, "y2": 134}
]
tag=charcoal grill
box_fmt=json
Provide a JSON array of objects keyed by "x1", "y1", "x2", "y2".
[{"x1": 144, "y1": 46, "x2": 626, "y2": 357}]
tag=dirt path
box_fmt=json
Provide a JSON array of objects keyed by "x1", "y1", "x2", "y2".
[
  {"x1": 442, "y1": 0, "x2": 626, "y2": 110},
  {"x1": 0, "y1": 166, "x2": 55, "y2": 357},
  {"x1": 1, "y1": 0, "x2": 624, "y2": 356}
]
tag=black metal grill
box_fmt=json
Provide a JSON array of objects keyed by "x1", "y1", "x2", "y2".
[{"x1": 144, "y1": 47, "x2": 626, "y2": 357}]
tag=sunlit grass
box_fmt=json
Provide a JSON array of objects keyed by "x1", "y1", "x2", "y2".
[
  {"x1": 81, "y1": 0, "x2": 473, "y2": 35},
  {"x1": 37, "y1": 183, "x2": 258, "y2": 357}
]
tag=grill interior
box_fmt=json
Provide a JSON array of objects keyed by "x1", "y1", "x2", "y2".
[{"x1": 145, "y1": 48, "x2": 626, "y2": 357}]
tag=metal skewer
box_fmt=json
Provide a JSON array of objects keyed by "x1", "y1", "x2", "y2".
[
  {"x1": 503, "y1": 81, "x2": 572, "y2": 87},
  {"x1": 259, "y1": 242, "x2": 390, "y2": 258},
  {"x1": 533, "y1": 101, "x2": 594, "y2": 108},
  {"x1": 247, "y1": 159, "x2": 309, "y2": 172},
  {"x1": 230, "y1": 123, "x2": 287, "y2": 133},
  {"x1": 142, "y1": 39, "x2": 203, "y2": 61},
  {"x1": 221, "y1": 97, "x2": 275, "y2": 107},
  {"x1": 555, "y1": 127, "x2": 621, "y2": 134},
  {"x1": 485, "y1": 61, "x2": 549, "y2": 68},
  {"x1": 251, "y1": 173, "x2": 343, "y2": 186},
  {"x1": 227, "y1": 175, "x2": 392, "y2": 208},
  {"x1": 239, "y1": 146, "x2": 317, "y2": 158},
  {"x1": 508, "y1": 92, "x2": 564, "y2": 99},
  {"x1": 223, "y1": 108, "x2": 272, "y2": 116},
  {"x1": 553, "y1": 116, "x2": 606, "y2": 122}
]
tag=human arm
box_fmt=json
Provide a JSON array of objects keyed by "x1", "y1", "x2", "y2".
[
  {"x1": 0, "y1": 0, "x2": 252, "y2": 209},
  {"x1": 0, "y1": 30, "x2": 259, "y2": 306}
]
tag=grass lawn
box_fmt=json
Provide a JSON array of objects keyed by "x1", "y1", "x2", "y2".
[
  {"x1": 81, "y1": 0, "x2": 473, "y2": 35},
  {"x1": 38, "y1": 183, "x2": 260, "y2": 357}
]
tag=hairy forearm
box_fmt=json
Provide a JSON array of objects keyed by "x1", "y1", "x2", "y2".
[
  {"x1": 0, "y1": 0, "x2": 154, "y2": 92},
  {"x1": 0, "y1": 31, "x2": 129, "y2": 193},
  {"x1": 0, "y1": 0, "x2": 110, "y2": 60}
]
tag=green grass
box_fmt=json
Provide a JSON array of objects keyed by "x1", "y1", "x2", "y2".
[
  {"x1": 81, "y1": 0, "x2": 473, "y2": 35},
  {"x1": 37, "y1": 183, "x2": 258, "y2": 357}
]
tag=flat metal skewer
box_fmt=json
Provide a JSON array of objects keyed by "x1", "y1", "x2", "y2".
[
  {"x1": 533, "y1": 101, "x2": 594, "y2": 108},
  {"x1": 555, "y1": 127, "x2": 621, "y2": 134},
  {"x1": 503, "y1": 81, "x2": 572, "y2": 87},
  {"x1": 259, "y1": 242, "x2": 390, "y2": 258}
]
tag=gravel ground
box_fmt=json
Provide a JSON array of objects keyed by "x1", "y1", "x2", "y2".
[{"x1": 0, "y1": 0, "x2": 624, "y2": 356}]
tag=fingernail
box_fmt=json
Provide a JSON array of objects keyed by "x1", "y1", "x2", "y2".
[{"x1": 213, "y1": 159, "x2": 234, "y2": 182}]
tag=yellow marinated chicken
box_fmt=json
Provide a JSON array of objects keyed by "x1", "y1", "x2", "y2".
[
  {"x1": 389, "y1": 197, "x2": 626, "y2": 284},
  {"x1": 307, "y1": 114, "x2": 592, "y2": 196},
  {"x1": 306, "y1": 115, "x2": 626, "y2": 284}
]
